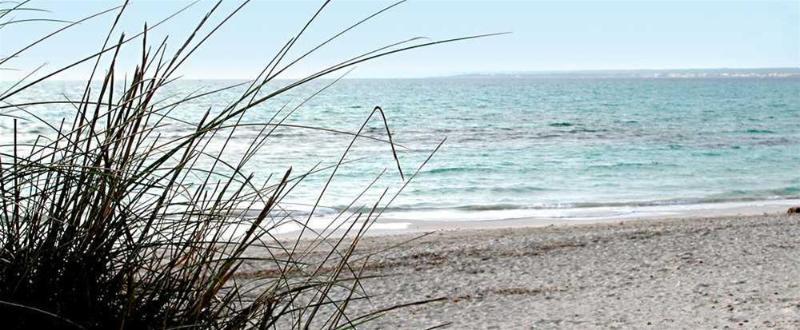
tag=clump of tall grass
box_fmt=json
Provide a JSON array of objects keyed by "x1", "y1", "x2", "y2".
[{"x1": 0, "y1": 0, "x2": 497, "y2": 328}]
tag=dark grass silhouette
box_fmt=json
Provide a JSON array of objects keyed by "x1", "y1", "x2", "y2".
[{"x1": 0, "y1": 0, "x2": 500, "y2": 328}]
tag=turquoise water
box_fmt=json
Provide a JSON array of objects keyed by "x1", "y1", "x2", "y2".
[{"x1": 4, "y1": 77, "x2": 800, "y2": 221}]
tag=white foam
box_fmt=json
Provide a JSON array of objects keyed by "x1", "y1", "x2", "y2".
[{"x1": 379, "y1": 199, "x2": 800, "y2": 222}]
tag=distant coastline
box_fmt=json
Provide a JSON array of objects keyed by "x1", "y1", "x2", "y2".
[
  {"x1": 11, "y1": 68, "x2": 800, "y2": 82},
  {"x1": 445, "y1": 67, "x2": 800, "y2": 79}
]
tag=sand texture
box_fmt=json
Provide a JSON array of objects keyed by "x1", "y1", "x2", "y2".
[{"x1": 343, "y1": 214, "x2": 800, "y2": 329}]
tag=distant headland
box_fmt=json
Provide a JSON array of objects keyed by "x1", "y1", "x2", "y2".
[{"x1": 447, "y1": 68, "x2": 800, "y2": 79}]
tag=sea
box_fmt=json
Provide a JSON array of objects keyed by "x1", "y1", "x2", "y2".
[{"x1": 3, "y1": 75, "x2": 800, "y2": 230}]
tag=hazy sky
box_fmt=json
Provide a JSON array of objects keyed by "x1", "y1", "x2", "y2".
[{"x1": 1, "y1": 0, "x2": 798, "y2": 79}]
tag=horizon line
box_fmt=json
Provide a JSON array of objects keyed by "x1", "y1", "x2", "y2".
[{"x1": 2, "y1": 66, "x2": 799, "y2": 82}]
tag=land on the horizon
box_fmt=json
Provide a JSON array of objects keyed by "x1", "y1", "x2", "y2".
[
  {"x1": 17, "y1": 67, "x2": 800, "y2": 82},
  {"x1": 445, "y1": 67, "x2": 800, "y2": 80}
]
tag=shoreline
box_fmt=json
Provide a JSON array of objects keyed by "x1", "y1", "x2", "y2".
[
  {"x1": 345, "y1": 213, "x2": 800, "y2": 328},
  {"x1": 359, "y1": 198, "x2": 800, "y2": 236}
]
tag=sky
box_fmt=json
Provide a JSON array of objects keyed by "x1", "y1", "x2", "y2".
[{"x1": 1, "y1": 0, "x2": 798, "y2": 80}]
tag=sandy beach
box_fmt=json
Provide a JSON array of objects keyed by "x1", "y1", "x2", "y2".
[
  {"x1": 5, "y1": 1, "x2": 800, "y2": 328},
  {"x1": 337, "y1": 213, "x2": 800, "y2": 328}
]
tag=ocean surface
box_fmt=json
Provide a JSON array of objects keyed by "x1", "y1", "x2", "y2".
[{"x1": 4, "y1": 77, "x2": 800, "y2": 226}]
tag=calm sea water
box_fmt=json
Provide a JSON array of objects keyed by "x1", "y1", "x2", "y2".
[{"x1": 4, "y1": 77, "x2": 800, "y2": 222}]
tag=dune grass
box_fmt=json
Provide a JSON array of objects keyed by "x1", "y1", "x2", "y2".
[{"x1": 0, "y1": 0, "x2": 498, "y2": 328}]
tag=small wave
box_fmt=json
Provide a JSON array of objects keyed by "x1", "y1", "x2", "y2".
[
  {"x1": 698, "y1": 151, "x2": 723, "y2": 156},
  {"x1": 548, "y1": 122, "x2": 574, "y2": 127},
  {"x1": 535, "y1": 133, "x2": 562, "y2": 139},
  {"x1": 752, "y1": 138, "x2": 791, "y2": 147},
  {"x1": 745, "y1": 129, "x2": 775, "y2": 134},
  {"x1": 454, "y1": 204, "x2": 525, "y2": 211},
  {"x1": 424, "y1": 167, "x2": 493, "y2": 174},
  {"x1": 707, "y1": 186, "x2": 800, "y2": 199},
  {"x1": 568, "y1": 128, "x2": 605, "y2": 134},
  {"x1": 489, "y1": 186, "x2": 549, "y2": 193},
  {"x1": 587, "y1": 161, "x2": 674, "y2": 169},
  {"x1": 232, "y1": 205, "x2": 340, "y2": 219},
  {"x1": 382, "y1": 188, "x2": 800, "y2": 214}
]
